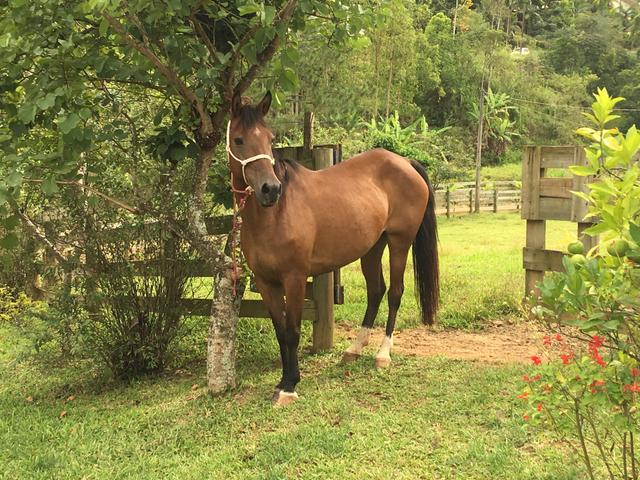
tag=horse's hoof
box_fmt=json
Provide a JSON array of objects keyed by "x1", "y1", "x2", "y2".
[
  {"x1": 341, "y1": 351, "x2": 360, "y2": 364},
  {"x1": 375, "y1": 356, "x2": 391, "y2": 369},
  {"x1": 273, "y1": 390, "x2": 299, "y2": 407}
]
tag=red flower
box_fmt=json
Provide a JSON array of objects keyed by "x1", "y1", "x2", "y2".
[
  {"x1": 537, "y1": 403, "x2": 543, "y2": 412},
  {"x1": 560, "y1": 353, "x2": 573, "y2": 365},
  {"x1": 624, "y1": 383, "x2": 640, "y2": 393},
  {"x1": 523, "y1": 414, "x2": 529, "y2": 421},
  {"x1": 632, "y1": 368, "x2": 640, "y2": 378},
  {"x1": 531, "y1": 355, "x2": 542, "y2": 365},
  {"x1": 517, "y1": 392, "x2": 529, "y2": 400},
  {"x1": 543, "y1": 336, "x2": 551, "y2": 346},
  {"x1": 523, "y1": 374, "x2": 530, "y2": 383},
  {"x1": 555, "y1": 333, "x2": 563, "y2": 342},
  {"x1": 590, "y1": 379, "x2": 605, "y2": 394},
  {"x1": 588, "y1": 336, "x2": 607, "y2": 368},
  {"x1": 533, "y1": 374, "x2": 541, "y2": 382}
]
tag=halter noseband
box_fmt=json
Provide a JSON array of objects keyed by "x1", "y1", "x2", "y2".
[{"x1": 226, "y1": 120, "x2": 275, "y2": 188}]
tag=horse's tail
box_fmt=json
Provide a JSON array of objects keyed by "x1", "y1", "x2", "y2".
[{"x1": 410, "y1": 160, "x2": 440, "y2": 325}]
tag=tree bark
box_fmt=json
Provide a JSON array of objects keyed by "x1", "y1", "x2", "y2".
[
  {"x1": 207, "y1": 256, "x2": 239, "y2": 393},
  {"x1": 474, "y1": 71, "x2": 485, "y2": 214}
]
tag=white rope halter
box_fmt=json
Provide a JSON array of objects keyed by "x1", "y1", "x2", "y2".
[{"x1": 226, "y1": 120, "x2": 275, "y2": 186}]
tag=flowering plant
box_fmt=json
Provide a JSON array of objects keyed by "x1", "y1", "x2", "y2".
[{"x1": 523, "y1": 89, "x2": 640, "y2": 480}]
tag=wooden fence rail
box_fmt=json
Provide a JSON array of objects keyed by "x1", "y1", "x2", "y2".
[{"x1": 435, "y1": 181, "x2": 521, "y2": 216}]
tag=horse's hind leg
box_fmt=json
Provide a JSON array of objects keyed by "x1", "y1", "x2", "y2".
[
  {"x1": 375, "y1": 234, "x2": 411, "y2": 369},
  {"x1": 342, "y1": 234, "x2": 387, "y2": 363}
]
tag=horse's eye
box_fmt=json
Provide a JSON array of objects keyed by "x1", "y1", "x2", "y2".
[{"x1": 234, "y1": 137, "x2": 243, "y2": 146}]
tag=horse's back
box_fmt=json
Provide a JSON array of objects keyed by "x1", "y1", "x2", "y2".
[{"x1": 302, "y1": 148, "x2": 430, "y2": 274}]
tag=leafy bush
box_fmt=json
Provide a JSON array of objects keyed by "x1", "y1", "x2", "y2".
[
  {"x1": 521, "y1": 89, "x2": 640, "y2": 479},
  {"x1": 365, "y1": 111, "x2": 464, "y2": 188},
  {"x1": 83, "y1": 222, "x2": 201, "y2": 378}
]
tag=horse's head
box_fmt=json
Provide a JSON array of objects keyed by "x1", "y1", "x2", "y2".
[{"x1": 227, "y1": 91, "x2": 281, "y2": 207}]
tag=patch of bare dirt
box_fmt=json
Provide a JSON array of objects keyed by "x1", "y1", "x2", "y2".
[{"x1": 337, "y1": 321, "x2": 545, "y2": 364}]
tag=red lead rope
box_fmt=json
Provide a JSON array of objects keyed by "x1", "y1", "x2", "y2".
[{"x1": 229, "y1": 173, "x2": 253, "y2": 297}]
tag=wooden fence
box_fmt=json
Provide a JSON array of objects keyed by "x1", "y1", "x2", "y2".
[
  {"x1": 521, "y1": 145, "x2": 596, "y2": 297},
  {"x1": 434, "y1": 181, "x2": 521, "y2": 216}
]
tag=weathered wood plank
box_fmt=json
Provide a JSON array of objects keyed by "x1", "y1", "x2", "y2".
[
  {"x1": 525, "y1": 219, "x2": 546, "y2": 297},
  {"x1": 540, "y1": 146, "x2": 578, "y2": 168},
  {"x1": 523, "y1": 247, "x2": 564, "y2": 272},
  {"x1": 108, "y1": 297, "x2": 316, "y2": 320},
  {"x1": 539, "y1": 197, "x2": 573, "y2": 221},
  {"x1": 522, "y1": 146, "x2": 542, "y2": 219},
  {"x1": 539, "y1": 178, "x2": 573, "y2": 199}
]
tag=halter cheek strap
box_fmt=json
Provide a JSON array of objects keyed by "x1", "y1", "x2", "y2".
[{"x1": 226, "y1": 121, "x2": 275, "y2": 187}]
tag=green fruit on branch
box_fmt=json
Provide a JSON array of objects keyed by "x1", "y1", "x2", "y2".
[
  {"x1": 607, "y1": 239, "x2": 630, "y2": 257},
  {"x1": 567, "y1": 241, "x2": 585, "y2": 255}
]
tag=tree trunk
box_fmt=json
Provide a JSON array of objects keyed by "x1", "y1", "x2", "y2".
[
  {"x1": 474, "y1": 71, "x2": 486, "y2": 214},
  {"x1": 453, "y1": 0, "x2": 459, "y2": 35},
  {"x1": 207, "y1": 257, "x2": 239, "y2": 393},
  {"x1": 186, "y1": 143, "x2": 241, "y2": 394}
]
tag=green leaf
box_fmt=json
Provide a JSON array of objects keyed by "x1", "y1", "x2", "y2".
[
  {"x1": 569, "y1": 165, "x2": 596, "y2": 177},
  {"x1": 630, "y1": 223, "x2": 640, "y2": 245},
  {"x1": 99, "y1": 17, "x2": 109, "y2": 36},
  {"x1": 278, "y1": 67, "x2": 298, "y2": 91},
  {"x1": 37, "y1": 93, "x2": 57, "y2": 110},
  {"x1": 17, "y1": 103, "x2": 36, "y2": 124},
  {"x1": 240, "y1": 43, "x2": 257, "y2": 65},
  {"x1": 58, "y1": 113, "x2": 81, "y2": 134},
  {"x1": 42, "y1": 176, "x2": 59, "y2": 195},
  {"x1": 3, "y1": 215, "x2": 20, "y2": 230},
  {"x1": 79, "y1": 108, "x2": 92, "y2": 120},
  {"x1": 6, "y1": 170, "x2": 22, "y2": 187},
  {"x1": 0, "y1": 233, "x2": 19, "y2": 250}
]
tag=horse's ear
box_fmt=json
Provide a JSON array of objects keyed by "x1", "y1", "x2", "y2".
[
  {"x1": 231, "y1": 91, "x2": 242, "y2": 117},
  {"x1": 258, "y1": 91, "x2": 272, "y2": 116}
]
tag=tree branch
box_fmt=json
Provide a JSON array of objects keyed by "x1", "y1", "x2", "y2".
[
  {"x1": 189, "y1": 14, "x2": 218, "y2": 64},
  {"x1": 102, "y1": 11, "x2": 212, "y2": 135},
  {"x1": 13, "y1": 206, "x2": 69, "y2": 266}
]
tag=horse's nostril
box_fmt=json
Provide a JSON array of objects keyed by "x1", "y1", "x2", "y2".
[{"x1": 261, "y1": 183, "x2": 270, "y2": 195}]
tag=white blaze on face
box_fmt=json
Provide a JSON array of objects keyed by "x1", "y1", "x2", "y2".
[
  {"x1": 345, "y1": 327, "x2": 372, "y2": 355},
  {"x1": 376, "y1": 335, "x2": 393, "y2": 361}
]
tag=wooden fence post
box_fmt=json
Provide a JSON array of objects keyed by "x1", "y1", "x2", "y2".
[
  {"x1": 445, "y1": 186, "x2": 451, "y2": 218},
  {"x1": 525, "y1": 220, "x2": 546, "y2": 298},
  {"x1": 468, "y1": 189, "x2": 473, "y2": 213},
  {"x1": 493, "y1": 188, "x2": 498, "y2": 213},
  {"x1": 311, "y1": 147, "x2": 335, "y2": 352}
]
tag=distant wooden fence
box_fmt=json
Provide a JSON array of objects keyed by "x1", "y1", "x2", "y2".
[
  {"x1": 435, "y1": 181, "x2": 521, "y2": 216},
  {"x1": 97, "y1": 144, "x2": 343, "y2": 353},
  {"x1": 521, "y1": 146, "x2": 596, "y2": 297}
]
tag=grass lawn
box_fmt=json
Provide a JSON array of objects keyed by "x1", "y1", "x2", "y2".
[
  {"x1": 336, "y1": 212, "x2": 576, "y2": 330},
  {"x1": 0, "y1": 325, "x2": 585, "y2": 480},
  {"x1": 0, "y1": 212, "x2": 588, "y2": 479}
]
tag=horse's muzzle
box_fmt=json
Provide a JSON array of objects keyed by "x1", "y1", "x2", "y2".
[{"x1": 258, "y1": 181, "x2": 282, "y2": 207}]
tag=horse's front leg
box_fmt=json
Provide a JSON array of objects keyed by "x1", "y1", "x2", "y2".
[
  {"x1": 253, "y1": 277, "x2": 287, "y2": 399},
  {"x1": 273, "y1": 273, "x2": 306, "y2": 406}
]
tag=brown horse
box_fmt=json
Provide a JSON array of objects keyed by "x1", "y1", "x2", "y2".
[{"x1": 227, "y1": 92, "x2": 439, "y2": 405}]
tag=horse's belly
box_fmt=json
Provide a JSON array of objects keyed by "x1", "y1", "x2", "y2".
[{"x1": 308, "y1": 218, "x2": 385, "y2": 275}]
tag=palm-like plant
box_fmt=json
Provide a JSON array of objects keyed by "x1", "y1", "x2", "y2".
[{"x1": 469, "y1": 88, "x2": 520, "y2": 157}]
